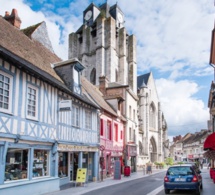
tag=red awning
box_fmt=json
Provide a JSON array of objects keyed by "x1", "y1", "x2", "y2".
[
  {"x1": 204, "y1": 132, "x2": 215, "y2": 150},
  {"x1": 204, "y1": 150, "x2": 215, "y2": 160}
]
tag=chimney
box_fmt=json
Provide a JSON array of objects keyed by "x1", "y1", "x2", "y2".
[
  {"x1": 4, "y1": 9, "x2": 22, "y2": 29},
  {"x1": 99, "y1": 76, "x2": 108, "y2": 95}
]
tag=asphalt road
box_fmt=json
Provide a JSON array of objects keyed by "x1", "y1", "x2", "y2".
[
  {"x1": 82, "y1": 168, "x2": 215, "y2": 195},
  {"x1": 83, "y1": 172, "x2": 166, "y2": 195}
]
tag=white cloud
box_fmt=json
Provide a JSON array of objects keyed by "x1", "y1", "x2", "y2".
[{"x1": 156, "y1": 78, "x2": 209, "y2": 136}]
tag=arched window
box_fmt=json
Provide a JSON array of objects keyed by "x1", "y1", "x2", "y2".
[
  {"x1": 149, "y1": 103, "x2": 156, "y2": 129},
  {"x1": 90, "y1": 68, "x2": 96, "y2": 85},
  {"x1": 115, "y1": 70, "x2": 118, "y2": 82}
]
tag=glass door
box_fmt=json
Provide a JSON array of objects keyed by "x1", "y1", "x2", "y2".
[{"x1": 69, "y1": 153, "x2": 73, "y2": 181}]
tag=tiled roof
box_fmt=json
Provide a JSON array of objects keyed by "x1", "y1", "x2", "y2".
[
  {"x1": 0, "y1": 16, "x2": 98, "y2": 108},
  {"x1": 0, "y1": 16, "x2": 61, "y2": 81},
  {"x1": 21, "y1": 22, "x2": 42, "y2": 38},
  {"x1": 183, "y1": 130, "x2": 209, "y2": 145},
  {"x1": 81, "y1": 76, "x2": 118, "y2": 117}
]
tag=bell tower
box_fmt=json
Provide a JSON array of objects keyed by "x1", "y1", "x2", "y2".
[{"x1": 68, "y1": 2, "x2": 136, "y2": 93}]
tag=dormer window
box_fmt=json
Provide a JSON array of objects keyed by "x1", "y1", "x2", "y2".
[
  {"x1": 53, "y1": 58, "x2": 85, "y2": 95},
  {"x1": 73, "y1": 67, "x2": 80, "y2": 94}
]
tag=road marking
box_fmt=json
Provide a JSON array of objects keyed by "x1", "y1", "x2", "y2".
[{"x1": 146, "y1": 185, "x2": 164, "y2": 195}]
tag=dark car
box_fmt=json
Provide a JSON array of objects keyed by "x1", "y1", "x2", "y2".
[{"x1": 164, "y1": 164, "x2": 203, "y2": 194}]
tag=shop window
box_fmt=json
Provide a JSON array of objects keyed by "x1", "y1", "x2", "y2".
[
  {"x1": 5, "y1": 148, "x2": 28, "y2": 181},
  {"x1": 0, "y1": 71, "x2": 13, "y2": 113},
  {"x1": 33, "y1": 149, "x2": 49, "y2": 177},
  {"x1": 58, "y1": 152, "x2": 68, "y2": 178}
]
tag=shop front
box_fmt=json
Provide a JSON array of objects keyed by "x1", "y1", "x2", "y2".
[
  {"x1": 57, "y1": 144, "x2": 98, "y2": 186},
  {"x1": 0, "y1": 140, "x2": 59, "y2": 195},
  {"x1": 126, "y1": 145, "x2": 137, "y2": 173}
]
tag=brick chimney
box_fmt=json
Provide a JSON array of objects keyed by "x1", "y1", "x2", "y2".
[
  {"x1": 4, "y1": 9, "x2": 22, "y2": 29},
  {"x1": 99, "y1": 76, "x2": 108, "y2": 95}
]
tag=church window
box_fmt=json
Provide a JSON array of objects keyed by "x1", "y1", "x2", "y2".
[
  {"x1": 90, "y1": 68, "x2": 96, "y2": 85},
  {"x1": 115, "y1": 70, "x2": 118, "y2": 82},
  {"x1": 149, "y1": 103, "x2": 156, "y2": 129}
]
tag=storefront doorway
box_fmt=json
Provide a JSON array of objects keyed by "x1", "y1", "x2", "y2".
[{"x1": 69, "y1": 152, "x2": 79, "y2": 181}]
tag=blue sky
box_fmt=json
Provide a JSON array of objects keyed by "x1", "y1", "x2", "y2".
[{"x1": 1, "y1": 0, "x2": 214, "y2": 139}]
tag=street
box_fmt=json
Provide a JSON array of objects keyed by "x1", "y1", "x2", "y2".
[
  {"x1": 82, "y1": 168, "x2": 215, "y2": 195},
  {"x1": 83, "y1": 171, "x2": 165, "y2": 195}
]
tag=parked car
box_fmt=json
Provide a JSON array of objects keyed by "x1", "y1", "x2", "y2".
[
  {"x1": 183, "y1": 162, "x2": 201, "y2": 175},
  {"x1": 164, "y1": 164, "x2": 203, "y2": 194}
]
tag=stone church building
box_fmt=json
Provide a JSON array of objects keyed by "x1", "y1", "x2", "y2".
[{"x1": 68, "y1": 2, "x2": 168, "y2": 168}]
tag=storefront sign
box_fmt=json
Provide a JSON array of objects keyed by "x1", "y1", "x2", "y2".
[
  {"x1": 76, "y1": 168, "x2": 87, "y2": 183},
  {"x1": 127, "y1": 145, "x2": 137, "y2": 156},
  {"x1": 58, "y1": 144, "x2": 98, "y2": 152}
]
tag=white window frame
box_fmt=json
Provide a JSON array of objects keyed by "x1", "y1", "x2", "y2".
[
  {"x1": 0, "y1": 70, "x2": 13, "y2": 114},
  {"x1": 72, "y1": 105, "x2": 80, "y2": 127},
  {"x1": 73, "y1": 67, "x2": 80, "y2": 94},
  {"x1": 26, "y1": 84, "x2": 39, "y2": 121},
  {"x1": 85, "y1": 109, "x2": 92, "y2": 129}
]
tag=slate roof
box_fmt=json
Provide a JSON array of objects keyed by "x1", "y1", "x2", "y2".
[{"x1": 137, "y1": 72, "x2": 150, "y2": 89}]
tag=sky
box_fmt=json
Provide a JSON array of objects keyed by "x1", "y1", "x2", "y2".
[{"x1": 1, "y1": 0, "x2": 215, "y2": 140}]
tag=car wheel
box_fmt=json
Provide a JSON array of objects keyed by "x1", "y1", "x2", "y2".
[
  {"x1": 200, "y1": 182, "x2": 203, "y2": 190},
  {"x1": 196, "y1": 186, "x2": 201, "y2": 195},
  {"x1": 165, "y1": 189, "x2": 170, "y2": 194}
]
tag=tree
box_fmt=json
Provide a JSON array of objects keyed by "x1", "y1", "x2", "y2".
[{"x1": 165, "y1": 157, "x2": 174, "y2": 165}]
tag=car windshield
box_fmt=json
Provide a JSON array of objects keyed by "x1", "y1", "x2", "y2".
[{"x1": 167, "y1": 167, "x2": 194, "y2": 176}]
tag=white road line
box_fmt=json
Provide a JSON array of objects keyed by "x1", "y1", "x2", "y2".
[{"x1": 146, "y1": 185, "x2": 164, "y2": 195}]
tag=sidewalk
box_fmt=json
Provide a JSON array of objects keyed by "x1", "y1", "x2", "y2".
[{"x1": 44, "y1": 168, "x2": 166, "y2": 195}]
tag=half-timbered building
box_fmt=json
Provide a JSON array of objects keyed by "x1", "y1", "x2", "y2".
[{"x1": 0, "y1": 9, "x2": 99, "y2": 195}]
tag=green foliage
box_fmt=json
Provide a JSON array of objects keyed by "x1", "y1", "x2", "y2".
[
  {"x1": 177, "y1": 161, "x2": 184, "y2": 165},
  {"x1": 165, "y1": 157, "x2": 174, "y2": 165}
]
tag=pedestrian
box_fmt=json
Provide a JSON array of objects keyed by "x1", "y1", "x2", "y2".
[{"x1": 208, "y1": 162, "x2": 211, "y2": 169}]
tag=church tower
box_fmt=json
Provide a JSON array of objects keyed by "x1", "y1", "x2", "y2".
[
  {"x1": 69, "y1": 2, "x2": 139, "y2": 172},
  {"x1": 68, "y1": 2, "x2": 137, "y2": 93}
]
